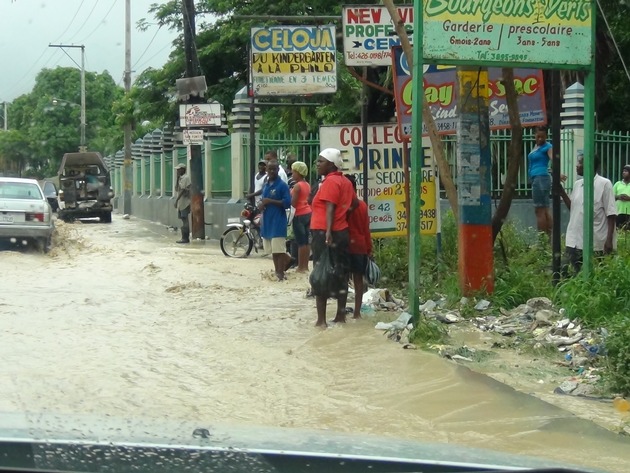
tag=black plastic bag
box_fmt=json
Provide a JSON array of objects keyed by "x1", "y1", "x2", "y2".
[
  {"x1": 309, "y1": 246, "x2": 347, "y2": 298},
  {"x1": 365, "y1": 257, "x2": 381, "y2": 286}
]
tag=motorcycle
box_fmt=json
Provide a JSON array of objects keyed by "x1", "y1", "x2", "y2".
[{"x1": 220, "y1": 201, "x2": 263, "y2": 258}]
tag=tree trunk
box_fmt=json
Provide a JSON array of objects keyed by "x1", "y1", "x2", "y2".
[
  {"x1": 491, "y1": 68, "x2": 523, "y2": 241},
  {"x1": 382, "y1": 0, "x2": 458, "y2": 220}
]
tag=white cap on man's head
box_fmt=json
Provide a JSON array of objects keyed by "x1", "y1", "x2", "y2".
[
  {"x1": 319, "y1": 148, "x2": 344, "y2": 170},
  {"x1": 176, "y1": 163, "x2": 187, "y2": 170}
]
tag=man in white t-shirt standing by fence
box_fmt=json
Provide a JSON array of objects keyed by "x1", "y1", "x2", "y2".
[{"x1": 560, "y1": 153, "x2": 617, "y2": 275}]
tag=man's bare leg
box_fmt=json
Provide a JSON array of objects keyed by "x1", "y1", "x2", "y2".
[
  {"x1": 332, "y1": 289, "x2": 348, "y2": 323},
  {"x1": 315, "y1": 296, "x2": 327, "y2": 327},
  {"x1": 352, "y1": 272, "x2": 363, "y2": 319},
  {"x1": 297, "y1": 245, "x2": 310, "y2": 272},
  {"x1": 272, "y1": 253, "x2": 285, "y2": 280}
]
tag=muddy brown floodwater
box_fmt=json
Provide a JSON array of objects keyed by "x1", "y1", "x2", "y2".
[{"x1": 1, "y1": 216, "x2": 629, "y2": 472}]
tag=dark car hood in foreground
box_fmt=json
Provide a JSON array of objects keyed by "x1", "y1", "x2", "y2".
[{"x1": 0, "y1": 413, "x2": 605, "y2": 473}]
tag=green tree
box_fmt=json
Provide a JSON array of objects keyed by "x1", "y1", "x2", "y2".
[
  {"x1": 0, "y1": 129, "x2": 33, "y2": 177},
  {"x1": 3, "y1": 67, "x2": 123, "y2": 177},
  {"x1": 134, "y1": 0, "x2": 370, "y2": 132}
]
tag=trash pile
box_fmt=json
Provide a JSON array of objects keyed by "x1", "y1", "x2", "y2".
[
  {"x1": 359, "y1": 288, "x2": 405, "y2": 313},
  {"x1": 418, "y1": 295, "x2": 611, "y2": 397},
  {"x1": 374, "y1": 311, "x2": 417, "y2": 349}
]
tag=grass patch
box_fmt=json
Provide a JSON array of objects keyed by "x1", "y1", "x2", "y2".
[
  {"x1": 409, "y1": 317, "x2": 448, "y2": 345},
  {"x1": 373, "y1": 213, "x2": 630, "y2": 396}
]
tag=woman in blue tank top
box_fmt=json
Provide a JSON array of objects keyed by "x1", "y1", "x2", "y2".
[{"x1": 528, "y1": 126, "x2": 554, "y2": 237}]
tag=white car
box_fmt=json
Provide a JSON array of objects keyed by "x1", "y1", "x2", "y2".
[{"x1": 0, "y1": 177, "x2": 54, "y2": 252}]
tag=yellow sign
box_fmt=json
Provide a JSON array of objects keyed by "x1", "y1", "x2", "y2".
[
  {"x1": 250, "y1": 26, "x2": 337, "y2": 96},
  {"x1": 319, "y1": 124, "x2": 438, "y2": 237}
]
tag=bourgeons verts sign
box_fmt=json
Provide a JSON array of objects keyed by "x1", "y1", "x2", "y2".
[{"x1": 422, "y1": 0, "x2": 592, "y2": 66}]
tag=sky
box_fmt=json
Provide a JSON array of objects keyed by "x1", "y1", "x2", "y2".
[{"x1": 0, "y1": 0, "x2": 178, "y2": 102}]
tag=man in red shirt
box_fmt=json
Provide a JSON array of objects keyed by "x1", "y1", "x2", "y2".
[
  {"x1": 309, "y1": 148, "x2": 355, "y2": 327},
  {"x1": 345, "y1": 175, "x2": 372, "y2": 319}
]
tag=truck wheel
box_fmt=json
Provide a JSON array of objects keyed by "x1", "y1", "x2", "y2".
[{"x1": 100, "y1": 212, "x2": 112, "y2": 223}]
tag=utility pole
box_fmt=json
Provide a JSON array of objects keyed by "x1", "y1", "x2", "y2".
[
  {"x1": 181, "y1": 0, "x2": 205, "y2": 240},
  {"x1": 456, "y1": 66, "x2": 494, "y2": 295},
  {"x1": 3, "y1": 102, "x2": 7, "y2": 131},
  {"x1": 49, "y1": 44, "x2": 86, "y2": 152},
  {"x1": 123, "y1": 0, "x2": 132, "y2": 215}
]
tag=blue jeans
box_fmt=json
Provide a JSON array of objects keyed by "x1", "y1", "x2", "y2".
[{"x1": 531, "y1": 174, "x2": 551, "y2": 208}]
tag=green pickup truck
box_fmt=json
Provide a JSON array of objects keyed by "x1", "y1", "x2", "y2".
[{"x1": 57, "y1": 151, "x2": 114, "y2": 223}]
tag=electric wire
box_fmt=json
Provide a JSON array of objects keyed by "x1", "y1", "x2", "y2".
[
  {"x1": 50, "y1": 0, "x2": 87, "y2": 44},
  {"x1": 5, "y1": 0, "x2": 86, "y2": 99},
  {"x1": 596, "y1": 0, "x2": 630, "y2": 84},
  {"x1": 77, "y1": 0, "x2": 119, "y2": 44},
  {"x1": 133, "y1": 41, "x2": 173, "y2": 72},
  {"x1": 132, "y1": 25, "x2": 164, "y2": 70},
  {"x1": 66, "y1": 0, "x2": 102, "y2": 43}
]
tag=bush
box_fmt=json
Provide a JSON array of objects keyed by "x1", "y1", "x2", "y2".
[
  {"x1": 409, "y1": 317, "x2": 448, "y2": 345},
  {"x1": 492, "y1": 228, "x2": 554, "y2": 307},
  {"x1": 373, "y1": 214, "x2": 630, "y2": 396},
  {"x1": 604, "y1": 318, "x2": 630, "y2": 396},
  {"x1": 553, "y1": 254, "x2": 630, "y2": 327}
]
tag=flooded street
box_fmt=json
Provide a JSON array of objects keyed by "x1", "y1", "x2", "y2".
[{"x1": 1, "y1": 216, "x2": 630, "y2": 472}]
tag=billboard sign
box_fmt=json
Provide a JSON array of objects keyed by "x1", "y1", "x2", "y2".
[
  {"x1": 422, "y1": 0, "x2": 592, "y2": 66},
  {"x1": 320, "y1": 124, "x2": 437, "y2": 237},
  {"x1": 250, "y1": 26, "x2": 337, "y2": 96},
  {"x1": 179, "y1": 103, "x2": 222, "y2": 127},
  {"x1": 392, "y1": 47, "x2": 547, "y2": 138},
  {"x1": 342, "y1": 5, "x2": 413, "y2": 66}
]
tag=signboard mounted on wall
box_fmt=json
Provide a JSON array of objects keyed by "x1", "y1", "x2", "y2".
[
  {"x1": 342, "y1": 5, "x2": 414, "y2": 67},
  {"x1": 179, "y1": 103, "x2": 223, "y2": 127},
  {"x1": 250, "y1": 25, "x2": 337, "y2": 96},
  {"x1": 422, "y1": 0, "x2": 593, "y2": 67},
  {"x1": 391, "y1": 46, "x2": 547, "y2": 138}
]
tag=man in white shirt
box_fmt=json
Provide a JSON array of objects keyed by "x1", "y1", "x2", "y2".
[
  {"x1": 264, "y1": 150, "x2": 288, "y2": 183},
  {"x1": 247, "y1": 151, "x2": 288, "y2": 202},
  {"x1": 560, "y1": 153, "x2": 617, "y2": 275}
]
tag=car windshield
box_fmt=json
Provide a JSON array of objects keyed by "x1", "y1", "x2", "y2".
[
  {"x1": 2, "y1": 1, "x2": 630, "y2": 473},
  {"x1": 0, "y1": 182, "x2": 43, "y2": 200}
]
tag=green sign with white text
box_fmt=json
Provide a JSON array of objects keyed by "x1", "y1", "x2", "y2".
[{"x1": 422, "y1": 0, "x2": 592, "y2": 66}]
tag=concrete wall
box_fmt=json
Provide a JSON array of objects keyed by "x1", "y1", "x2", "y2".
[
  {"x1": 115, "y1": 194, "x2": 570, "y2": 242},
  {"x1": 113, "y1": 195, "x2": 245, "y2": 241},
  {"x1": 440, "y1": 198, "x2": 570, "y2": 241}
]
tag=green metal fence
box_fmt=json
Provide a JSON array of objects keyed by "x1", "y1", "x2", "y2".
[
  {"x1": 596, "y1": 130, "x2": 630, "y2": 183},
  {"x1": 111, "y1": 128, "x2": 630, "y2": 202},
  {"x1": 258, "y1": 133, "x2": 322, "y2": 186},
  {"x1": 439, "y1": 128, "x2": 575, "y2": 198},
  {"x1": 210, "y1": 136, "x2": 232, "y2": 197}
]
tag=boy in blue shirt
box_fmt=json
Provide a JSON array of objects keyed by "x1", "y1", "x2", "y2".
[{"x1": 259, "y1": 160, "x2": 291, "y2": 280}]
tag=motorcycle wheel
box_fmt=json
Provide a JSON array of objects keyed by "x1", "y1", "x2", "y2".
[{"x1": 220, "y1": 227, "x2": 253, "y2": 258}]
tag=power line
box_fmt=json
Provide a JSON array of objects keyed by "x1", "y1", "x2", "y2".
[
  {"x1": 3, "y1": 0, "x2": 87, "y2": 99},
  {"x1": 597, "y1": 0, "x2": 630, "y2": 84},
  {"x1": 51, "y1": 0, "x2": 87, "y2": 44},
  {"x1": 66, "y1": 0, "x2": 103, "y2": 43},
  {"x1": 78, "y1": 0, "x2": 120, "y2": 44},
  {"x1": 132, "y1": 25, "x2": 163, "y2": 70},
  {"x1": 133, "y1": 41, "x2": 173, "y2": 72}
]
